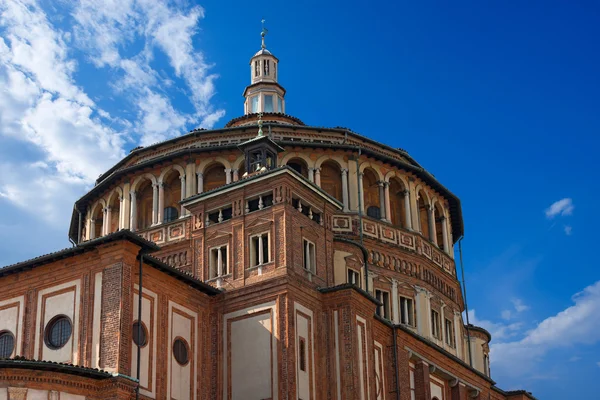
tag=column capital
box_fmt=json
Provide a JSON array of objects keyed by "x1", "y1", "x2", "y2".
[
  {"x1": 224, "y1": 168, "x2": 232, "y2": 172},
  {"x1": 383, "y1": 181, "x2": 390, "y2": 188},
  {"x1": 196, "y1": 172, "x2": 204, "y2": 177},
  {"x1": 179, "y1": 175, "x2": 186, "y2": 182},
  {"x1": 403, "y1": 189, "x2": 410, "y2": 196},
  {"x1": 105, "y1": 206, "x2": 112, "y2": 212},
  {"x1": 341, "y1": 168, "x2": 348, "y2": 175},
  {"x1": 129, "y1": 190, "x2": 137, "y2": 197}
]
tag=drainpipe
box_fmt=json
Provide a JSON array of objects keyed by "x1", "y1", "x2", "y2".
[
  {"x1": 392, "y1": 326, "x2": 401, "y2": 400},
  {"x1": 458, "y1": 236, "x2": 473, "y2": 367}
]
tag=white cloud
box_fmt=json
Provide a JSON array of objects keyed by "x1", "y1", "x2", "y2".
[
  {"x1": 466, "y1": 310, "x2": 522, "y2": 341},
  {"x1": 564, "y1": 225, "x2": 573, "y2": 235},
  {"x1": 511, "y1": 298, "x2": 530, "y2": 313},
  {"x1": 568, "y1": 356, "x2": 581, "y2": 362},
  {"x1": 501, "y1": 310, "x2": 512, "y2": 320},
  {"x1": 491, "y1": 280, "x2": 600, "y2": 378},
  {"x1": 545, "y1": 198, "x2": 574, "y2": 219},
  {"x1": 597, "y1": 361, "x2": 600, "y2": 368}
]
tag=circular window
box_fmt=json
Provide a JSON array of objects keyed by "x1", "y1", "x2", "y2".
[
  {"x1": 132, "y1": 321, "x2": 148, "y2": 347},
  {"x1": 172, "y1": 337, "x2": 189, "y2": 366},
  {"x1": 44, "y1": 315, "x2": 72, "y2": 350},
  {"x1": 0, "y1": 331, "x2": 15, "y2": 358}
]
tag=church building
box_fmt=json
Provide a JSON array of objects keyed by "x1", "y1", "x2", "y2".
[{"x1": 0, "y1": 28, "x2": 535, "y2": 400}]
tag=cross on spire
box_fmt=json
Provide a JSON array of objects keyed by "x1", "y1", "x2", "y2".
[{"x1": 261, "y1": 18, "x2": 268, "y2": 49}]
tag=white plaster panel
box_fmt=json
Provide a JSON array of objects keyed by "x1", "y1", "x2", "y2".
[
  {"x1": 294, "y1": 302, "x2": 315, "y2": 400},
  {"x1": 356, "y1": 315, "x2": 369, "y2": 400},
  {"x1": 0, "y1": 296, "x2": 24, "y2": 357},
  {"x1": 223, "y1": 301, "x2": 278, "y2": 400},
  {"x1": 34, "y1": 280, "x2": 81, "y2": 363},
  {"x1": 373, "y1": 341, "x2": 385, "y2": 400},
  {"x1": 26, "y1": 389, "x2": 47, "y2": 399},
  {"x1": 167, "y1": 301, "x2": 197, "y2": 400},
  {"x1": 91, "y1": 272, "x2": 102, "y2": 369},
  {"x1": 334, "y1": 311, "x2": 341, "y2": 400},
  {"x1": 0, "y1": 388, "x2": 6, "y2": 400},
  {"x1": 132, "y1": 286, "x2": 158, "y2": 398},
  {"x1": 430, "y1": 376, "x2": 445, "y2": 400},
  {"x1": 60, "y1": 394, "x2": 86, "y2": 400}
]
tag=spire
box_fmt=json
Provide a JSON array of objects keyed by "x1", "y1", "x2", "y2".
[
  {"x1": 243, "y1": 22, "x2": 286, "y2": 115},
  {"x1": 261, "y1": 19, "x2": 268, "y2": 49}
]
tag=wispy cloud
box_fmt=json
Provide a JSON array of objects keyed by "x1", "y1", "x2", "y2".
[
  {"x1": 501, "y1": 298, "x2": 529, "y2": 320},
  {"x1": 564, "y1": 225, "x2": 573, "y2": 235},
  {"x1": 466, "y1": 310, "x2": 523, "y2": 341},
  {"x1": 491, "y1": 280, "x2": 600, "y2": 378},
  {"x1": 545, "y1": 198, "x2": 574, "y2": 219}
]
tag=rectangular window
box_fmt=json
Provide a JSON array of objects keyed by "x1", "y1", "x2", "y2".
[
  {"x1": 400, "y1": 296, "x2": 415, "y2": 327},
  {"x1": 250, "y1": 233, "x2": 270, "y2": 267},
  {"x1": 209, "y1": 246, "x2": 228, "y2": 279},
  {"x1": 277, "y1": 97, "x2": 283, "y2": 113},
  {"x1": 431, "y1": 309, "x2": 441, "y2": 339},
  {"x1": 445, "y1": 318, "x2": 455, "y2": 347},
  {"x1": 264, "y1": 95, "x2": 274, "y2": 112},
  {"x1": 264, "y1": 59, "x2": 270, "y2": 75},
  {"x1": 299, "y1": 337, "x2": 306, "y2": 372},
  {"x1": 375, "y1": 290, "x2": 390, "y2": 320},
  {"x1": 251, "y1": 95, "x2": 259, "y2": 113},
  {"x1": 347, "y1": 268, "x2": 360, "y2": 287},
  {"x1": 303, "y1": 239, "x2": 316, "y2": 273}
]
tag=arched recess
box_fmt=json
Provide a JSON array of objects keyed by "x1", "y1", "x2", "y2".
[
  {"x1": 203, "y1": 163, "x2": 227, "y2": 192},
  {"x1": 388, "y1": 177, "x2": 407, "y2": 228},
  {"x1": 93, "y1": 202, "x2": 104, "y2": 239},
  {"x1": 107, "y1": 189, "x2": 121, "y2": 234},
  {"x1": 286, "y1": 157, "x2": 309, "y2": 179},
  {"x1": 416, "y1": 189, "x2": 431, "y2": 240},
  {"x1": 162, "y1": 169, "x2": 181, "y2": 223},
  {"x1": 320, "y1": 160, "x2": 343, "y2": 202},
  {"x1": 433, "y1": 201, "x2": 446, "y2": 251},
  {"x1": 136, "y1": 177, "x2": 154, "y2": 230},
  {"x1": 362, "y1": 168, "x2": 381, "y2": 219}
]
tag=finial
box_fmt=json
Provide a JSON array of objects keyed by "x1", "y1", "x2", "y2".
[
  {"x1": 257, "y1": 112, "x2": 264, "y2": 136},
  {"x1": 261, "y1": 18, "x2": 268, "y2": 49}
]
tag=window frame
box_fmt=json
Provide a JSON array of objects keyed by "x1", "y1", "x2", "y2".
[
  {"x1": 375, "y1": 289, "x2": 391, "y2": 320},
  {"x1": 444, "y1": 318, "x2": 455, "y2": 347},
  {"x1": 399, "y1": 296, "x2": 416, "y2": 327},
  {"x1": 44, "y1": 315, "x2": 73, "y2": 350},
  {"x1": 298, "y1": 336, "x2": 307, "y2": 372},
  {"x1": 132, "y1": 320, "x2": 149, "y2": 347},
  {"x1": 347, "y1": 268, "x2": 361, "y2": 287},
  {"x1": 249, "y1": 232, "x2": 271, "y2": 268},
  {"x1": 302, "y1": 238, "x2": 316, "y2": 274},
  {"x1": 172, "y1": 337, "x2": 190, "y2": 366},
  {"x1": 209, "y1": 245, "x2": 230, "y2": 279},
  {"x1": 430, "y1": 309, "x2": 441, "y2": 340},
  {"x1": 0, "y1": 330, "x2": 15, "y2": 358}
]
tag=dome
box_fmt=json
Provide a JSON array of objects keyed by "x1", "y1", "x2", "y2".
[{"x1": 253, "y1": 48, "x2": 272, "y2": 57}]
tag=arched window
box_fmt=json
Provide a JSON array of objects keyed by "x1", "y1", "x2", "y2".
[
  {"x1": 287, "y1": 158, "x2": 308, "y2": 179},
  {"x1": 389, "y1": 178, "x2": 407, "y2": 228},
  {"x1": 137, "y1": 179, "x2": 154, "y2": 230},
  {"x1": 417, "y1": 191, "x2": 430, "y2": 240},
  {"x1": 367, "y1": 206, "x2": 381, "y2": 219},
  {"x1": 320, "y1": 161, "x2": 343, "y2": 202},
  {"x1": 93, "y1": 206, "x2": 104, "y2": 238},
  {"x1": 204, "y1": 164, "x2": 227, "y2": 191},
  {"x1": 108, "y1": 194, "x2": 120, "y2": 234},
  {"x1": 164, "y1": 207, "x2": 179, "y2": 223},
  {"x1": 362, "y1": 169, "x2": 381, "y2": 219}
]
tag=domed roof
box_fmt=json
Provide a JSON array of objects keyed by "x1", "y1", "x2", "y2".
[{"x1": 253, "y1": 48, "x2": 272, "y2": 57}]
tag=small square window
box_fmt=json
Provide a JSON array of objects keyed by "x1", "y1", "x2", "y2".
[
  {"x1": 209, "y1": 246, "x2": 229, "y2": 279},
  {"x1": 264, "y1": 95, "x2": 274, "y2": 112},
  {"x1": 250, "y1": 233, "x2": 270, "y2": 267},
  {"x1": 400, "y1": 296, "x2": 415, "y2": 327},
  {"x1": 303, "y1": 239, "x2": 316, "y2": 273},
  {"x1": 347, "y1": 269, "x2": 360, "y2": 287},
  {"x1": 375, "y1": 290, "x2": 390, "y2": 320},
  {"x1": 431, "y1": 310, "x2": 441, "y2": 339},
  {"x1": 445, "y1": 318, "x2": 455, "y2": 347},
  {"x1": 251, "y1": 96, "x2": 259, "y2": 113}
]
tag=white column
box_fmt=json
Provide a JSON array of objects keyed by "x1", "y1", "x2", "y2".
[
  {"x1": 105, "y1": 206, "x2": 112, "y2": 235},
  {"x1": 403, "y1": 190, "x2": 412, "y2": 230},
  {"x1": 357, "y1": 171, "x2": 364, "y2": 213},
  {"x1": 315, "y1": 167, "x2": 321, "y2": 187},
  {"x1": 378, "y1": 181, "x2": 385, "y2": 220},
  {"x1": 118, "y1": 196, "x2": 124, "y2": 230},
  {"x1": 428, "y1": 206, "x2": 436, "y2": 244},
  {"x1": 441, "y1": 216, "x2": 449, "y2": 253},
  {"x1": 197, "y1": 172, "x2": 204, "y2": 194},
  {"x1": 101, "y1": 208, "x2": 107, "y2": 235},
  {"x1": 308, "y1": 168, "x2": 315, "y2": 182},
  {"x1": 233, "y1": 169, "x2": 239, "y2": 182},
  {"x1": 441, "y1": 303, "x2": 447, "y2": 345},
  {"x1": 157, "y1": 183, "x2": 164, "y2": 224},
  {"x1": 258, "y1": 235, "x2": 264, "y2": 265},
  {"x1": 151, "y1": 184, "x2": 158, "y2": 226},
  {"x1": 217, "y1": 246, "x2": 223, "y2": 276},
  {"x1": 130, "y1": 191, "x2": 137, "y2": 231},
  {"x1": 384, "y1": 181, "x2": 391, "y2": 223},
  {"x1": 89, "y1": 218, "x2": 96, "y2": 240},
  {"x1": 341, "y1": 169, "x2": 350, "y2": 212},
  {"x1": 225, "y1": 168, "x2": 232, "y2": 184},
  {"x1": 180, "y1": 175, "x2": 186, "y2": 217},
  {"x1": 391, "y1": 279, "x2": 399, "y2": 324}
]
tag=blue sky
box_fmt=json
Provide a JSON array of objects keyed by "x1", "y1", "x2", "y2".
[{"x1": 1, "y1": 1, "x2": 599, "y2": 397}]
